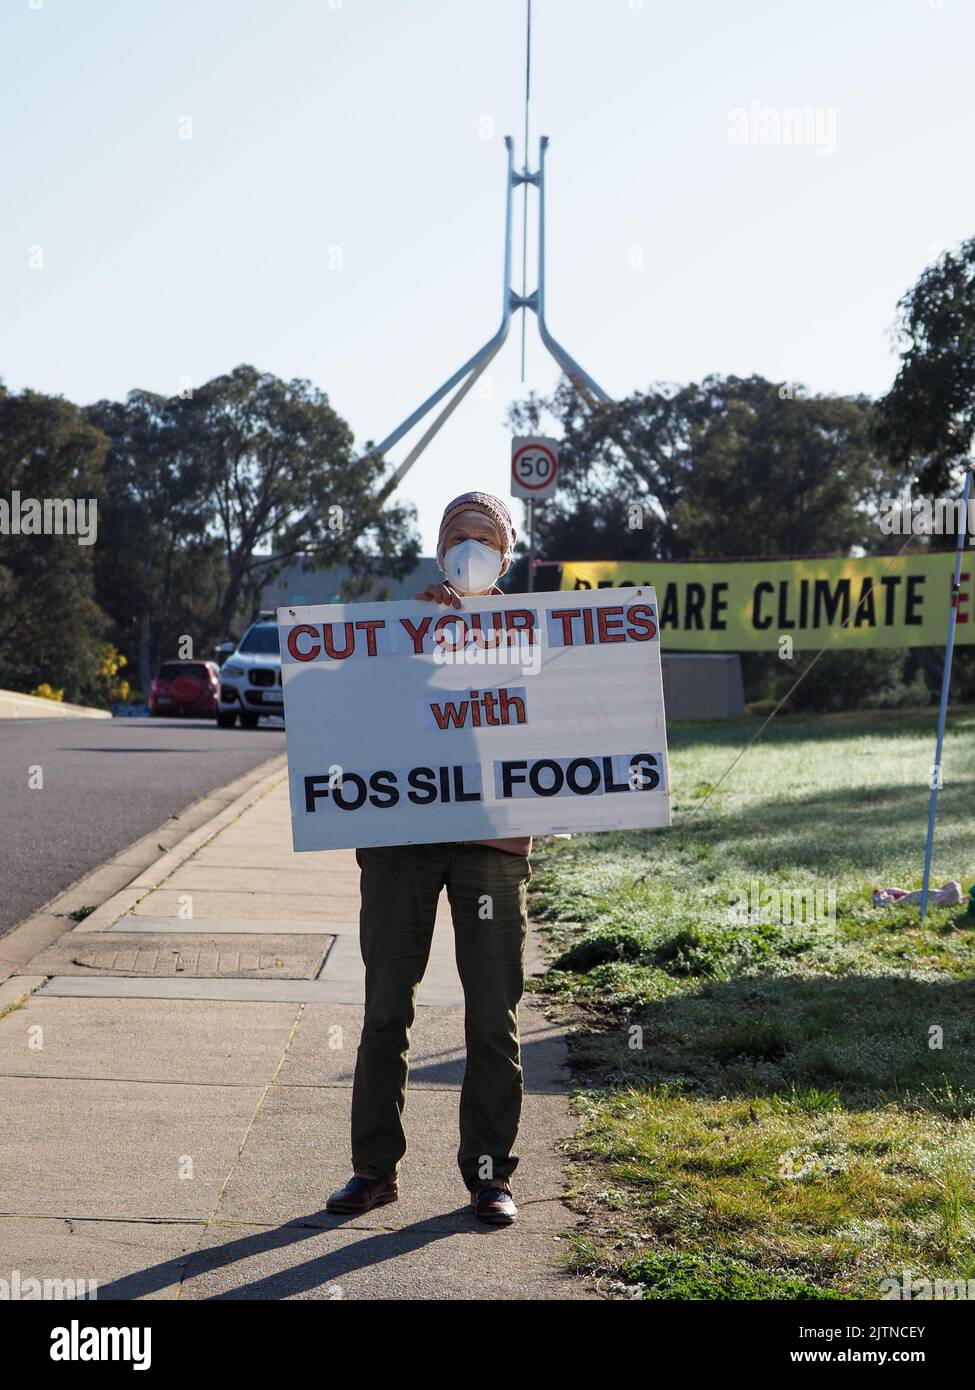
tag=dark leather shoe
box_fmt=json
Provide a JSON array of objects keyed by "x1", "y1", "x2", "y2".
[
  {"x1": 326, "y1": 1173, "x2": 398, "y2": 1214},
  {"x1": 470, "y1": 1179, "x2": 517, "y2": 1224}
]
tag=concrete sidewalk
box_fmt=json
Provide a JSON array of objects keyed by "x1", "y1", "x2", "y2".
[{"x1": 0, "y1": 759, "x2": 597, "y2": 1300}]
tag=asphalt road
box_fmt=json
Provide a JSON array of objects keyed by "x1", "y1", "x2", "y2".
[{"x1": 0, "y1": 715, "x2": 286, "y2": 938}]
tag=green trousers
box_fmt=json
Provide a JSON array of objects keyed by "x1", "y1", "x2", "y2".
[{"x1": 351, "y1": 841, "x2": 532, "y2": 1191}]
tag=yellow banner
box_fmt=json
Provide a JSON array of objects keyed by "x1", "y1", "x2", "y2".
[{"x1": 560, "y1": 555, "x2": 974, "y2": 651}]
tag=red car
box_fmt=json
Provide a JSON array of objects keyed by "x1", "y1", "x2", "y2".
[{"x1": 149, "y1": 659, "x2": 220, "y2": 717}]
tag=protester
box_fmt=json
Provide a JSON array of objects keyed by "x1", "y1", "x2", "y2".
[{"x1": 326, "y1": 491, "x2": 532, "y2": 1225}]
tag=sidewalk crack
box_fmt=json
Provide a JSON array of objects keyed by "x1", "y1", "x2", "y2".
[{"x1": 174, "y1": 1001, "x2": 306, "y2": 1299}]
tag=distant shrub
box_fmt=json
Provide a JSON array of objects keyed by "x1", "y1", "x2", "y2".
[{"x1": 741, "y1": 648, "x2": 933, "y2": 713}]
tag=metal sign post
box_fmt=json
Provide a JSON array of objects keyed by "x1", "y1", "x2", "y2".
[
  {"x1": 527, "y1": 498, "x2": 535, "y2": 592},
  {"x1": 919, "y1": 461, "x2": 975, "y2": 919}
]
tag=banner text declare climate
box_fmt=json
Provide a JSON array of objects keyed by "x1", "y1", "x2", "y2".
[
  {"x1": 561, "y1": 557, "x2": 973, "y2": 651},
  {"x1": 284, "y1": 602, "x2": 658, "y2": 661}
]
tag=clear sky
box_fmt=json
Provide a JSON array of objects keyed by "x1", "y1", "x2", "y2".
[{"x1": 3, "y1": 0, "x2": 973, "y2": 553}]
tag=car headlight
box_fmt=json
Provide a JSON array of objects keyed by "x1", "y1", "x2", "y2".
[{"x1": 222, "y1": 665, "x2": 245, "y2": 678}]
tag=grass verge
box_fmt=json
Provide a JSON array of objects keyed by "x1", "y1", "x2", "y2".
[{"x1": 528, "y1": 706, "x2": 975, "y2": 1299}]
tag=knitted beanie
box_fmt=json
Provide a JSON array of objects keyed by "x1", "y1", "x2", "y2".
[{"x1": 436, "y1": 491, "x2": 517, "y2": 572}]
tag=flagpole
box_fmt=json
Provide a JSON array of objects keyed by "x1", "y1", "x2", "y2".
[{"x1": 919, "y1": 461, "x2": 975, "y2": 919}]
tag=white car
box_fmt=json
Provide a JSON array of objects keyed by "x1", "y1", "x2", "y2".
[{"x1": 216, "y1": 619, "x2": 283, "y2": 728}]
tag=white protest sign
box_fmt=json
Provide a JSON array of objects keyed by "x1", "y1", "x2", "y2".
[{"x1": 278, "y1": 587, "x2": 670, "y2": 852}]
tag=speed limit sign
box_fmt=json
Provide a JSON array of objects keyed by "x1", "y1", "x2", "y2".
[{"x1": 511, "y1": 436, "x2": 559, "y2": 499}]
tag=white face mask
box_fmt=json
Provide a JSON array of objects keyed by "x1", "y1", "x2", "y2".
[{"x1": 442, "y1": 537, "x2": 503, "y2": 594}]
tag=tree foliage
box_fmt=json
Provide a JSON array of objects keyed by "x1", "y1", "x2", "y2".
[
  {"x1": 507, "y1": 374, "x2": 893, "y2": 573},
  {"x1": 86, "y1": 388, "x2": 220, "y2": 696},
  {"x1": 87, "y1": 364, "x2": 421, "y2": 692},
  {"x1": 875, "y1": 237, "x2": 975, "y2": 493},
  {"x1": 0, "y1": 366, "x2": 419, "y2": 702},
  {"x1": 180, "y1": 365, "x2": 419, "y2": 632},
  {"x1": 0, "y1": 382, "x2": 110, "y2": 699}
]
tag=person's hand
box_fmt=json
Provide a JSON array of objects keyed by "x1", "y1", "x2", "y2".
[{"x1": 414, "y1": 581, "x2": 463, "y2": 609}]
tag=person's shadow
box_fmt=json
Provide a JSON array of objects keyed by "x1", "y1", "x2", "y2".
[{"x1": 84, "y1": 1204, "x2": 500, "y2": 1301}]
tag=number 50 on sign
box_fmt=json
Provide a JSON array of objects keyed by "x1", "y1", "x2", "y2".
[{"x1": 511, "y1": 436, "x2": 559, "y2": 499}]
